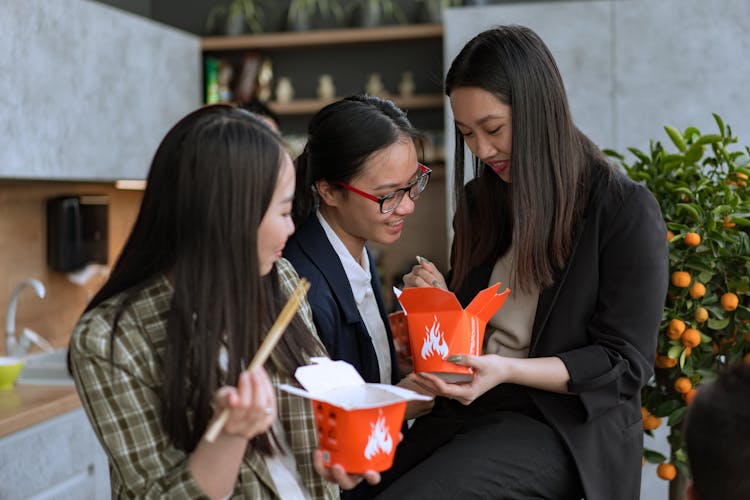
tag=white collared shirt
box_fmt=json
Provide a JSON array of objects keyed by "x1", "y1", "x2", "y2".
[{"x1": 317, "y1": 210, "x2": 392, "y2": 384}]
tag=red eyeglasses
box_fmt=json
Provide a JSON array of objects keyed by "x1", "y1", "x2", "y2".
[{"x1": 336, "y1": 164, "x2": 432, "y2": 214}]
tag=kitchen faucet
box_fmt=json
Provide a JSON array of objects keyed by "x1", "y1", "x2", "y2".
[{"x1": 6, "y1": 279, "x2": 46, "y2": 357}]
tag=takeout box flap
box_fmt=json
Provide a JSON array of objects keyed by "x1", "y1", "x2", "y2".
[
  {"x1": 465, "y1": 283, "x2": 511, "y2": 323},
  {"x1": 397, "y1": 287, "x2": 462, "y2": 314},
  {"x1": 280, "y1": 358, "x2": 432, "y2": 410}
]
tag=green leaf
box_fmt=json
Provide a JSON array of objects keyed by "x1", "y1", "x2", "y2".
[
  {"x1": 603, "y1": 148, "x2": 624, "y2": 160},
  {"x1": 684, "y1": 143, "x2": 705, "y2": 164},
  {"x1": 713, "y1": 113, "x2": 726, "y2": 136},
  {"x1": 665, "y1": 125, "x2": 687, "y2": 152},
  {"x1": 668, "y1": 406, "x2": 687, "y2": 427},
  {"x1": 679, "y1": 348, "x2": 687, "y2": 368},
  {"x1": 707, "y1": 317, "x2": 730, "y2": 330},
  {"x1": 644, "y1": 449, "x2": 667, "y2": 464},
  {"x1": 668, "y1": 344, "x2": 683, "y2": 359},
  {"x1": 697, "y1": 271, "x2": 714, "y2": 283},
  {"x1": 695, "y1": 134, "x2": 723, "y2": 146},
  {"x1": 655, "y1": 400, "x2": 681, "y2": 417},
  {"x1": 676, "y1": 203, "x2": 702, "y2": 221}
]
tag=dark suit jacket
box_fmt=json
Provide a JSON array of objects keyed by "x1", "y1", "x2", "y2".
[
  {"x1": 453, "y1": 166, "x2": 668, "y2": 500},
  {"x1": 283, "y1": 214, "x2": 400, "y2": 385}
]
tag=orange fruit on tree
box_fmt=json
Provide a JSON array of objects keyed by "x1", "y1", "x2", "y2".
[
  {"x1": 655, "y1": 354, "x2": 678, "y2": 368},
  {"x1": 667, "y1": 319, "x2": 686, "y2": 340},
  {"x1": 724, "y1": 216, "x2": 736, "y2": 228},
  {"x1": 666, "y1": 230, "x2": 674, "y2": 241},
  {"x1": 684, "y1": 232, "x2": 701, "y2": 247},
  {"x1": 681, "y1": 328, "x2": 701, "y2": 348},
  {"x1": 675, "y1": 377, "x2": 693, "y2": 394},
  {"x1": 657, "y1": 463, "x2": 677, "y2": 481},
  {"x1": 641, "y1": 406, "x2": 649, "y2": 420},
  {"x1": 694, "y1": 307, "x2": 709, "y2": 323},
  {"x1": 721, "y1": 292, "x2": 739, "y2": 311},
  {"x1": 684, "y1": 346, "x2": 693, "y2": 357},
  {"x1": 737, "y1": 172, "x2": 748, "y2": 187},
  {"x1": 743, "y1": 353, "x2": 750, "y2": 364},
  {"x1": 642, "y1": 414, "x2": 662, "y2": 431},
  {"x1": 671, "y1": 271, "x2": 691, "y2": 288},
  {"x1": 689, "y1": 282, "x2": 706, "y2": 299},
  {"x1": 683, "y1": 389, "x2": 698, "y2": 404}
]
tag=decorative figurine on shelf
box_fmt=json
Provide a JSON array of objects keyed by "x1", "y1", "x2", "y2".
[
  {"x1": 398, "y1": 71, "x2": 416, "y2": 98},
  {"x1": 217, "y1": 61, "x2": 234, "y2": 102},
  {"x1": 365, "y1": 72, "x2": 389, "y2": 98},
  {"x1": 257, "y1": 58, "x2": 274, "y2": 102},
  {"x1": 275, "y1": 77, "x2": 294, "y2": 103},
  {"x1": 317, "y1": 74, "x2": 336, "y2": 100}
]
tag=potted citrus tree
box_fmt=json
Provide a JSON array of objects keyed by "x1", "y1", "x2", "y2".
[{"x1": 606, "y1": 114, "x2": 750, "y2": 499}]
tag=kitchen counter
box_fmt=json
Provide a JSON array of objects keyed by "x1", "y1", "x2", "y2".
[{"x1": 0, "y1": 385, "x2": 80, "y2": 437}]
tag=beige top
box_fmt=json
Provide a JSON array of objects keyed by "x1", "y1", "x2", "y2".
[{"x1": 484, "y1": 248, "x2": 539, "y2": 359}]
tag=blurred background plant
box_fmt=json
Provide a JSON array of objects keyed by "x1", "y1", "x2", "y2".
[
  {"x1": 606, "y1": 114, "x2": 750, "y2": 499},
  {"x1": 206, "y1": 0, "x2": 272, "y2": 35},
  {"x1": 287, "y1": 0, "x2": 344, "y2": 31}
]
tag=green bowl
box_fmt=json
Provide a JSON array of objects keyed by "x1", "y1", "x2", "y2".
[{"x1": 0, "y1": 357, "x2": 24, "y2": 390}]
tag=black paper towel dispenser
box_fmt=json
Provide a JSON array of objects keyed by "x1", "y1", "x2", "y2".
[{"x1": 47, "y1": 195, "x2": 109, "y2": 272}]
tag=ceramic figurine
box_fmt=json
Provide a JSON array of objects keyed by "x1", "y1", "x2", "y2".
[
  {"x1": 257, "y1": 58, "x2": 274, "y2": 102},
  {"x1": 317, "y1": 74, "x2": 336, "y2": 100},
  {"x1": 398, "y1": 71, "x2": 415, "y2": 98},
  {"x1": 365, "y1": 73, "x2": 388, "y2": 98},
  {"x1": 275, "y1": 77, "x2": 294, "y2": 103}
]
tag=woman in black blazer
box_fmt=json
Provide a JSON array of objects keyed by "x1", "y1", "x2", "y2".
[{"x1": 359, "y1": 26, "x2": 669, "y2": 500}]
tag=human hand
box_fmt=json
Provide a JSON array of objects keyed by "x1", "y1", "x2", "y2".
[
  {"x1": 403, "y1": 256, "x2": 447, "y2": 289},
  {"x1": 312, "y1": 449, "x2": 381, "y2": 489},
  {"x1": 407, "y1": 354, "x2": 509, "y2": 405},
  {"x1": 212, "y1": 368, "x2": 276, "y2": 440},
  {"x1": 397, "y1": 376, "x2": 435, "y2": 419}
]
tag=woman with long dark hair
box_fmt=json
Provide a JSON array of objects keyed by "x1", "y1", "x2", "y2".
[
  {"x1": 361, "y1": 26, "x2": 669, "y2": 499},
  {"x1": 284, "y1": 96, "x2": 434, "y2": 420},
  {"x1": 69, "y1": 105, "x2": 370, "y2": 498}
]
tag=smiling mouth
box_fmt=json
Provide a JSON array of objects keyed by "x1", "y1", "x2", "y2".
[
  {"x1": 487, "y1": 160, "x2": 510, "y2": 176},
  {"x1": 387, "y1": 219, "x2": 404, "y2": 227}
]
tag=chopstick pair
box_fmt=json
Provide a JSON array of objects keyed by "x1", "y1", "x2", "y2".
[{"x1": 204, "y1": 278, "x2": 310, "y2": 443}]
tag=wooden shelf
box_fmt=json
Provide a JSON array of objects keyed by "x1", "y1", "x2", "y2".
[
  {"x1": 267, "y1": 94, "x2": 444, "y2": 115},
  {"x1": 202, "y1": 24, "x2": 443, "y2": 51}
]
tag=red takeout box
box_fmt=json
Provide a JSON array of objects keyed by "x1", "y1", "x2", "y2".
[
  {"x1": 397, "y1": 283, "x2": 510, "y2": 383},
  {"x1": 280, "y1": 358, "x2": 432, "y2": 474}
]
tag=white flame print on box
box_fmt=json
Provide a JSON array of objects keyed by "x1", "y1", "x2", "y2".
[
  {"x1": 364, "y1": 410, "x2": 393, "y2": 460},
  {"x1": 421, "y1": 315, "x2": 449, "y2": 360}
]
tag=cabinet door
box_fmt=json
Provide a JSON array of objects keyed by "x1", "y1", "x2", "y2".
[{"x1": 0, "y1": 409, "x2": 109, "y2": 499}]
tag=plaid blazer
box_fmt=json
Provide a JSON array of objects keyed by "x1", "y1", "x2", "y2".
[{"x1": 70, "y1": 258, "x2": 338, "y2": 499}]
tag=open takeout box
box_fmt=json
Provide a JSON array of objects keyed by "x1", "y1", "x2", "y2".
[
  {"x1": 397, "y1": 283, "x2": 510, "y2": 383},
  {"x1": 280, "y1": 358, "x2": 432, "y2": 473}
]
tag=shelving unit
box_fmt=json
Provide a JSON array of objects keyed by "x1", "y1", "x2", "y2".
[
  {"x1": 201, "y1": 24, "x2": 446, "y2": 121},
  {"x1": 200, "y1": 24, "x2": 449, "y2": 288},
  {"x1": 202, "y1": 24, "x2": 443, "y2": 51},
  {"x1": 268, "y1": 93, "x2": 444, "y2": 115}
]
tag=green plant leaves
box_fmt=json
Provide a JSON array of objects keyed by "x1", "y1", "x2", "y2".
[{"x1": 611, "y1": 114, "x2": 750, "y2": 474}]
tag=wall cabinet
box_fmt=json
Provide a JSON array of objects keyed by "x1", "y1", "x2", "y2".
[{"x1": 0, "y1": 409, "x2": 109, "y2": 499}]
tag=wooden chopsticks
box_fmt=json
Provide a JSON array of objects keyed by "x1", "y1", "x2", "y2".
[{"x1": 203, "y1": 278, "x2": 310, "y2": 443}]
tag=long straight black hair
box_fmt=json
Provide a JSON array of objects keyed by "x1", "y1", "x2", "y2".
[
  {"x1": 446, "y1": 25, "x2": 608, "y2": 292},
  {"x1": 85, "y1": 105, "x2": 319, "y2": 453},
  {"x1": 292, "y1": 95, "x2": 422, "y2": 226}
]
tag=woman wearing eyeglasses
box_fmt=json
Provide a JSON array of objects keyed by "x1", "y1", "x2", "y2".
[{"x1": 284, "y1": 95, "x2": 434, "y2": 420}]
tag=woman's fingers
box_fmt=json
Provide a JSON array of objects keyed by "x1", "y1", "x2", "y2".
[{"x1": 312, "y1": 450, "x2": 381, "y2": 489}]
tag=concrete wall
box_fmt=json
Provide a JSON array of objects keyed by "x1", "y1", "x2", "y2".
[{"x1": 0, "y1": 0, "x2": 201, "y2": 180}]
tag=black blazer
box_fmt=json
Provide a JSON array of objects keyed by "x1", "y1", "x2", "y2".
[
  {"x1": 453, "y1": 167, "x2": 668, "y2": 500},
  {"x1": 283, "y1": 214, "x2": 401, "y2": 385}
]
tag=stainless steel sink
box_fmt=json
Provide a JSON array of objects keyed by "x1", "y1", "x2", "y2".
[{"x1": 16, "y1": 349, "x2": 74, "y2": 386}]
